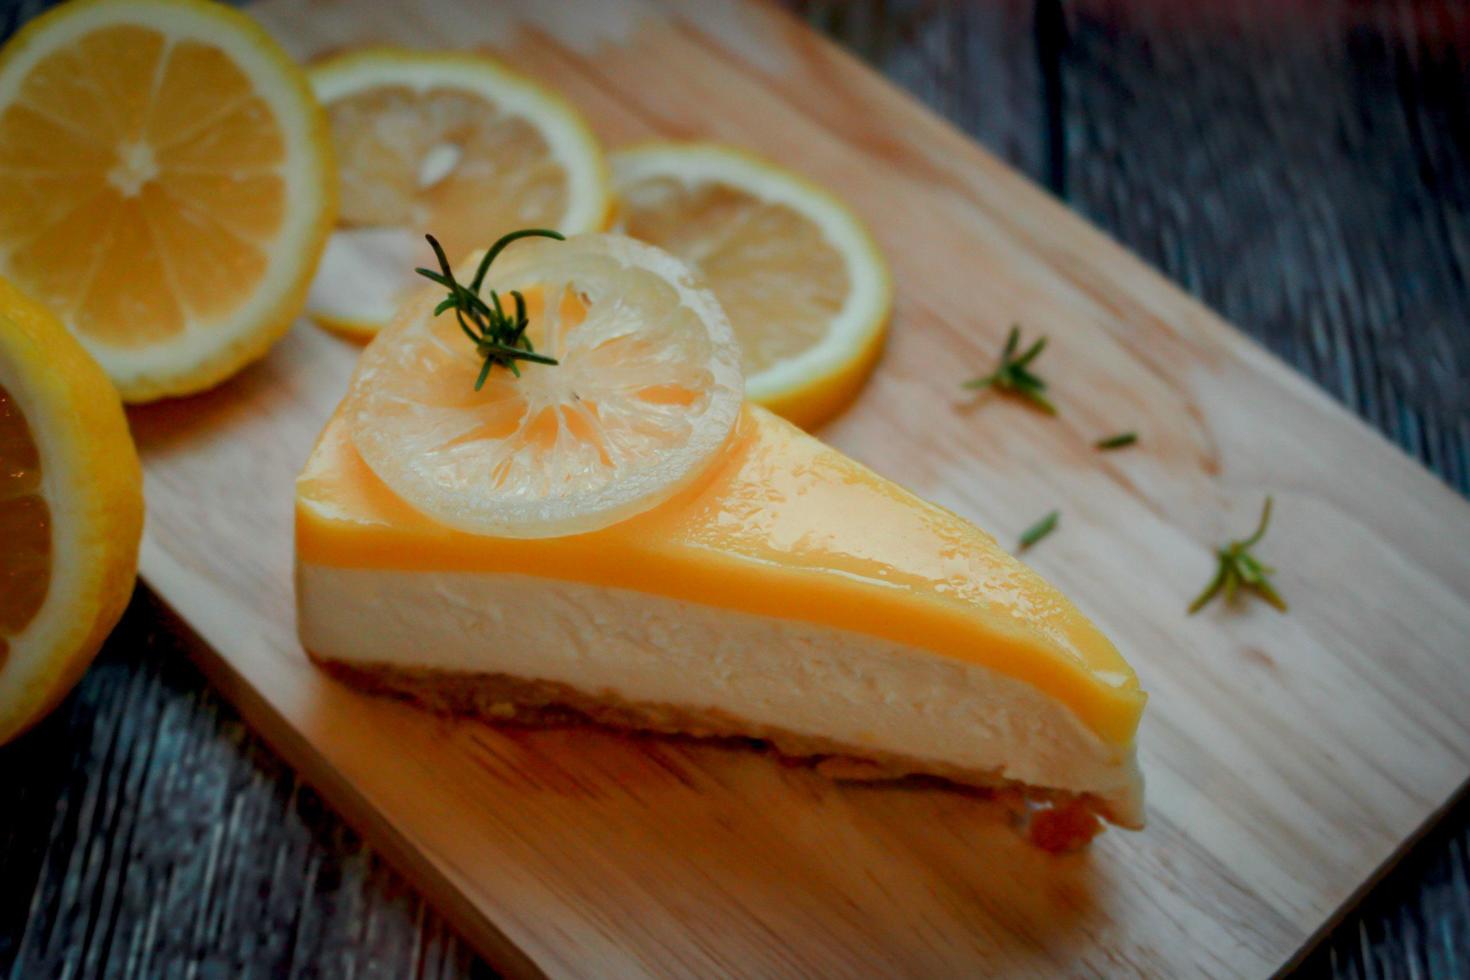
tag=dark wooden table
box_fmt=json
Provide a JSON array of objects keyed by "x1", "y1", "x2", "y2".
[{"x1": 3, "y1": 0, "x2": 1468, "y2": 976}]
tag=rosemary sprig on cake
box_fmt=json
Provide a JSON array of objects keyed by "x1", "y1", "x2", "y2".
[{"x1": 416, "y1": 228, "x2": 566, "y2": 388}]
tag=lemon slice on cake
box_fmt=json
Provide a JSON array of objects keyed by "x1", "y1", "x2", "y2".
[
  {"x1": 341, "y1": 232, "x2": 742, "y2": 537},
  {"x1": 305, "y1": 49, "x2": 612, "y2": 340},
  {"x1": 611, "y1": 142, "x2": 891, "y2": 429},
  {"x1": 0, "y1": 276, "x2": 142, "y2": 744},
  {"x1": 0, "y1": 0, "x2": 336, "y2": 402}
]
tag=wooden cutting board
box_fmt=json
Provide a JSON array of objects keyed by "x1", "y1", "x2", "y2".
[{"x1": 129, "y1": 0, "x2": 1470, "y2": 975}]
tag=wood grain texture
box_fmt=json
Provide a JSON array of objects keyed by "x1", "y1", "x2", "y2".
[
  {"x1": 3, "y1": 0, "x2": 1469, "y2": 977},
  {"x1": 786, "y1": 5, "x2": 1470, "y2": 977}
]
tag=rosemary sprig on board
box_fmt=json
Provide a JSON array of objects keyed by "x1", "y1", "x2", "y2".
[
  {"x1": 963, "y1": 325, "x2": 1056, "y2": 415},
  {"x1": 415, "y1": 228, "x2": 565, "y2": 389},
  {"x1": 1188, "y1": 497, "x2": 1287, "y2": 614},
  {"x1": 1018, "y1": 510, "x2": 1060, "y2": 551},
  {"x1": 1095, "y1": 431, "x2": 1138, "y2": 450}
]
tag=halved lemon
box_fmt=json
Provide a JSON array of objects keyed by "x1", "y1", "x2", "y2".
[
  {"x1": 0, "y1": 275, "x2": 142, "y2": 744},
  {"x1": 611, "y1": 142, "x2": 891, "y2": 430},
  {"x1": 0, "y1": 0, "x2": 336, "y2": 402},
  {"x1": 305, "y1": 49, "x2": 612, "y2": 341},
  {"x1": 341, "y1": 233, "x2": 742, "y2": 538}
]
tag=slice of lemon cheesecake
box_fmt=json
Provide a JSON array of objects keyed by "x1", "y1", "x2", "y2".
[{"x1": 295, "y1": 233, "x2": 1146, "y2": 839}]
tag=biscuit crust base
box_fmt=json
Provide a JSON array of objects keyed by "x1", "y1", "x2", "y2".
[{"x1": 313, "y1": 654, "x2": 1127, "y2": 846}]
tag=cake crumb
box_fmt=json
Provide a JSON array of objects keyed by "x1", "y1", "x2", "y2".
[{"x1": 1027, "y1": 799, "x2": 1103, "y2": 853}]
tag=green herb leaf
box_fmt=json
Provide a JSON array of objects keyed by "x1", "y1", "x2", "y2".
[
  {"x1": 1188, "y1": 496, "x2": 1287, "y2": 614},
  {"x1": 416, "y1": 228, "x2": 566, "y2": 389},
  {"x1": 963, "y1": 324, "x2": 1057, "y2": 414},
  {"x1": 1095, "y1": 431, "x2": 1138, "y2": 450},
  {"x1": 1018, "y1": 510, "x2": 1060, "y2": 551}
]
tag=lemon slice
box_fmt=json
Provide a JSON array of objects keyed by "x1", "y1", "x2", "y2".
[
  {"x1": 611, "y1": 142, "x2": 891, "y2": 430},
  {"x1": 0, "y1": 276, "x2": 142, "y2": 744},
  {"x1": 305, "y1": 49, "x2": 612, "y2": 340},
  {"x1": 342, "y1": 233, "x2": 743, "y2": 538},
  {"x1": 0, "y1": 0, "x2": 336, "y2": 402}
]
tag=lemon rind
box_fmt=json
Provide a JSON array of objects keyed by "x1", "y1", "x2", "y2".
[{"x1": 0, "y1": 276, "x2": 142, "y2": 743}]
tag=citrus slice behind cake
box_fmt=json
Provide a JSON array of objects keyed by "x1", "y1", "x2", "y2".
[
  {"x1": 612, "y1": 142, "x2": 891, "y2": 429},
  {"x1": 0, "y1": 276, "x2": 142, "y2": 744},
  {"x1": 305, "y1": 49, "x2": 612, "y2": 340},
  {"x1": 0, "y1": 0, "x2": 336, "y2": 402}
]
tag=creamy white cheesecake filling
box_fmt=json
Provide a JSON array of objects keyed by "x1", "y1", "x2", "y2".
[{"x1": 298, "y1": 562, "x2": 1142, "y2": 819}]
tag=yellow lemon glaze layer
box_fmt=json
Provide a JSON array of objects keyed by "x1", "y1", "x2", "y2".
[{"x1": 296, "y1": 405, "x2": 1145, "y2": 745}]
